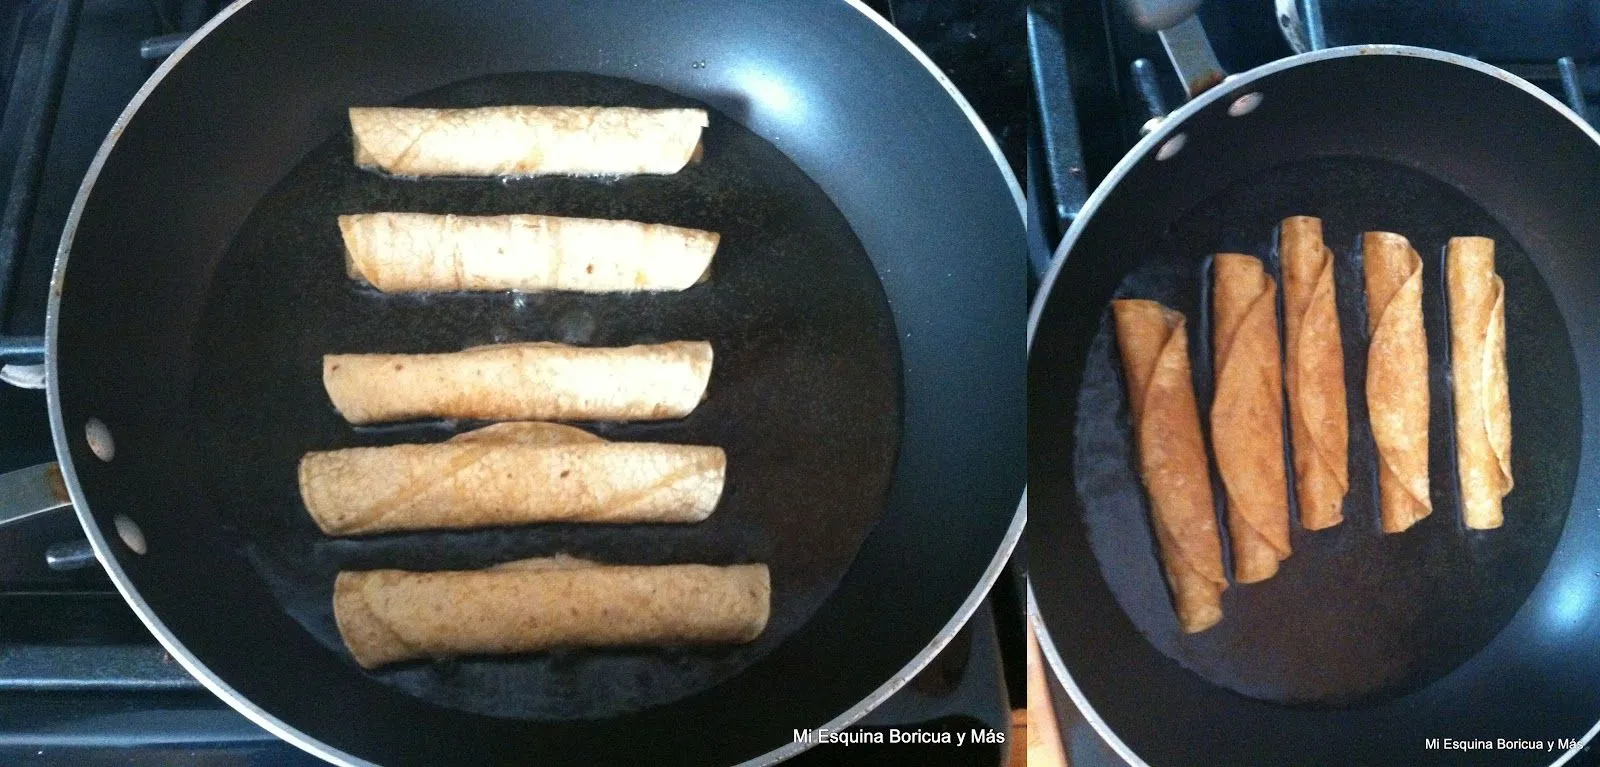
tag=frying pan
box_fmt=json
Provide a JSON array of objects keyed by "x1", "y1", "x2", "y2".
[
  {"x1": 0, "y1": 0, "x2": 1025, "y2": 764},
  {"x1": 1028, "y1": 27, "x2": 1600, "y2": 767}
]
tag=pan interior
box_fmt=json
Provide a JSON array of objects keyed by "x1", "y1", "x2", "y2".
[
  {"x1": 1073, "y1": 154, "x2": 1577, "y2": 706},
  {"x1": 188, "y1": 72, "x2": 902, "y2": 719}
]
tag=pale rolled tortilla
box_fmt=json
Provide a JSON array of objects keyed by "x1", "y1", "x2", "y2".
[
  {"x1": 1364, "y1": 231, "x2": 1432, "y2": 533},
  {"x1": 338, "y1": 213, "x2": 719, "y2": 294},
  {"x1": 1211, "y1": 254, "x2": 1291, "y2": 584},
  {"x1": 335, "y1": 557, "x2": 770, "y2": 668},
  {"x1": 299, "y1": 422, "x2": 725, "y2": 536},
  {"x1": 323, "y1": 341, "x2": 712, "y2": 425},
  {"x1": 1280, "y1": 216, "x2": 1350, "y2": 531},
  {"x1": 1112, "y1": 299, "x2": 1228, "y2": 633},
  {"x1": 1447, "y1": 236, "x2": 1513, "y2": 529},
  {"x1": 349, "y1": 106, "x2": 707, "y2": 177}
]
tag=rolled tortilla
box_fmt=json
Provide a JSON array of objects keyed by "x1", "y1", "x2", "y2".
[
  {"x1": 323, "y1": 341, "x2": 712, "y2": 425},
  {"x1": 299, "y1": 422, "x2": 725, "y2": 536},
  {"x1": 1447, "y1": 236, "x2": 1513, "y2": 530},
  {"x1": 1211, "y1": 255, "x2": 1291, "y2": 583},
  {"x1": 1280, "y1": 217, "x2": 1349, "y2": 531},
  {"x1": 335, "y1": 557, "x2": 770, "y2": 668},
  {"x1": 1363, "y1": 232, "x2": 1432, "y2": 533},
  {"x1": 338, "y1": 213, "x2": 719, "y2": 294},
  {"x1": 1112, "y1": 300, "x2": 1227, "y2": 633},
  {"x1": 349, "y1": 106, "x2": 707, "y2": 177}
]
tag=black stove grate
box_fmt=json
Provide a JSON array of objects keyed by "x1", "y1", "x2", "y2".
[{"x1": 0, "y1": 0, "x2": 77, "y2": 363}]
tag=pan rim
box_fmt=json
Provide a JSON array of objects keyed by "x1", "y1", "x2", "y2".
[
  {"x1": 1025, "y1": 43, "x2": 1600, "y2": 767},
  {"x1": 43, "y1": 0, "x2": 1027, "y2": 765},
  {"x1": 1026, "y1": 44, "x2": 1600, "y2": 341}
]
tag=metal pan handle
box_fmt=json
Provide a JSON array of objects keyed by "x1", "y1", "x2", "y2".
[
  {"x1": 1117, "y1": 0, "x2": 1202, "y2": 32},
  {"x1": 0, "y1": 361, "x2": 45, "y2": 389},
  {"x1": 0, "y1": 462, "x2": 71, "y2": 528},
  {"x1": 1115, "y1": 0, "x2": 1227, "y2": 100},
  {"x1": 0, "y1": 462, "x2": 97, "y2": 571}
]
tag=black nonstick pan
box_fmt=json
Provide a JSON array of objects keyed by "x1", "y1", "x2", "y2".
[
  {"x1": 6, "y1": 0, "x2": 1025, "y2": 764},
  {"x1": 1029, "y1": 45, "x2": 1600, "y2": 766}
]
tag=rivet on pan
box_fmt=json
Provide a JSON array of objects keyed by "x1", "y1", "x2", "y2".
[
  {"x1": 114, "y1": 514, "x2": 147, "y2": 555},
  {"x1": 85, "y1": 418, "x2": 115, "y2": 462},
  {"x1": 1228, "y1": 92, "x2": 1264, "y2": 117},
  {"x1": 1156, "y1": 133, "x2": 1188, "y2": 161}
]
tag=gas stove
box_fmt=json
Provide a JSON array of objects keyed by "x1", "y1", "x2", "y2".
[{"x1": 0, "y1": 0, "x2": 1026, "y2": 764}]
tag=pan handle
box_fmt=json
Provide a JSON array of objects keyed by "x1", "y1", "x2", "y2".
[
  {"x1": 0, "y1": 361, "x2": 46, "y2": 389},
  {"x1": 0, "y1": 462, "x2": 71, "y2": 529},
  {"x1": 1116, "y1": 0, "x2": 1202, "y2": 33},
  {"x1": 1115, "y1": 0, "x2": 1227, "y2": 99}
]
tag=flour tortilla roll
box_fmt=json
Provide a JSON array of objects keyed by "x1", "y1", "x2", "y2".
[
  {"x1": 323, "y1": 341, "x2": 712, "y2": 425},
  {"x1": 1280, "y1": 217, "x2": 1350, "y2": 531},
  {"x1": 299, "y1": 422, "x2": 725, "y2": 536},
  {"x1": 1447, "y1": 236, "x2": 1513, "y2": 530},
  {"x1": 1211, "y1": 255, "x2": 1292, "y2": 584},
  {"x1": 1363, "y1": 232, "x2": 1432, "y2": 533},
  {"x1": 348, "y1": 106, "x2": 707, "y2": 177},
  {"x1": 1112, "y1": 300, "x2": 1228, "y2": 633},
  {"x1": 335, "y1": 557, "x2": 770, "y2": 668},
  {"x1": 339, "y1": 213, "x2": 719, "y2": 294}
]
